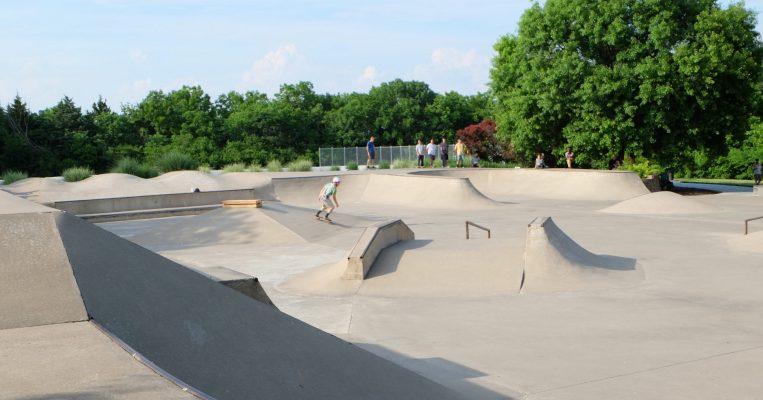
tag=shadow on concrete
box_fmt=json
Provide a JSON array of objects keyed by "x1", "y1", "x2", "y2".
[
  {"x1": 365, "y1": 239, "x2": 433, "y2": 279},
  {"x1": 358, "y1": 343, "x2": 519, "y2": 400}
]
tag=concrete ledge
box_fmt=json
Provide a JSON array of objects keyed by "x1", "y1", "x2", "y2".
[
  {"x1": 49, "y1": 189, "x2": 258, "y2": 215},
  {"x1": 80, "y1": 205, "x2": 220, "y2": 223},
  {"x1": 343, "y1": 220, "x2": 414, "y2": 280},
  {"x1": 200, "y1": 266, "x2": 277, "y2": 309}
]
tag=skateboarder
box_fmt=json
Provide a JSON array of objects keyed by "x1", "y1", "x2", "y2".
[
  {"x1": 366, "y1": 136, "x2": 376, "y2": 169},
  {"x1": 315, "y1": 176, "x2": 341, "y2": 222},
  {"x1": 754, "y1": 159, "x2": 762, "y2": 185}
]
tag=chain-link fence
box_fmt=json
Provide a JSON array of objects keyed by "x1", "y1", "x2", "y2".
[{"x1": 319, "y1": 145, "x2": 454, "y2": 166}]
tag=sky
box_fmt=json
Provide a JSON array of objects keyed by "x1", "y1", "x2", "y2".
[{"x1": 1, "y1": 0, "x2": 762, "y2": 111}]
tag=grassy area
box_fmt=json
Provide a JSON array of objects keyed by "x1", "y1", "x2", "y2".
[{"x1": 674, "y1": 178, "x2": 754, "y2": 187}]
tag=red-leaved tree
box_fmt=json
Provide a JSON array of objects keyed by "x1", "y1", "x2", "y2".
[{"x1": 456, "y1": 120, "x2": 512, "y2": 161}]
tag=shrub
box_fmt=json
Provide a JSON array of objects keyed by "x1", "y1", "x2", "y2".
[
  {"x1": 112, "y1": 157, "x2": 158, "y2": 178},
  {"x1": 155, "y1": 151, "x2": 198, "y2": 172},
  {"x1": 63, "y1": 166, "x2": 94, "y2": 182},
  {"x1": 392, "y1": 159, "x2": 416, "y2": 169},
  {"x1": 619, "y1": 157, "x2": 662, "y2": 178},
  {"x1": 347, "y1": 161, "x2": 359, "y2": 170},
  {"x1": 1, "y1": 170, "x2": 28, "y2": 185},
  {"x1": 248, "y1": 164, "x2": 262, "y2": 172},
  {"x1": 223, "y1": 163, "x2": 247, "y2": 173},
  {"x1": 198, "y1": 164, "x2": 211, "y2": 174},
  {"x1": 266, "y1": 159, "x2": 283, "y2": 172},
  {"x1": 330, "y1": 165, "x2": 340, "y2": 171},
  {"x1": 286, "y1": 159, "x2": 313, "y2": 172},
  {"x1": 378, "y1": 160, "x2": 391, "y2": 169}
]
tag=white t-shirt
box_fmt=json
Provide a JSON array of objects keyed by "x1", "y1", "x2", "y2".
[
  {"x1": 416, "y1": 144, "x2": 426, "y2": 155},
  {"x1": 426, "y1": 143, "x2": 437, "y2": 156}
]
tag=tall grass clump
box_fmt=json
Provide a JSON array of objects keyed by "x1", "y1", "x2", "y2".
[
  {"x1": 1, "y1": 170, "x2": 28, "y2": 185},
  {"x1": 112, "y1": 157, "x2": 158, "y2": 178},
  {"x1": 155, "y1": 151, "x2": 198, "y2": 172},
  {"x1": 392, "y1": 159, "x2": 415, "y2": 169},
  {"x1": 347, "y1": 161, "x2": 359, "y2": 170},
  {"x1": 330, "y1": 165, "x2": 340, "y2": 171},
  {"x1": 378, "y1": 160, "x2": 391, "y2": 169},
  {"x1": 265, "y1": 159, "x2": 283, "y2": 172},
  {"x1": 198, "y1": 164, "x2": 211, "y2": 174},
  {"x1": 247, "y1": 164, "x2": 262, "y2": 172},
  {"x1": 286, "y1": 159, "x2": 313, "y2": 172},
  {"x1": 222, "y1": 163, "x2": 247, "y2": 173},
  {"x1": 63, "y1": 166, "x2": 94, "y2": 182}
]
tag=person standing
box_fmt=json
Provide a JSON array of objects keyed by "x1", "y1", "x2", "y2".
[
  {"x1": 454, "y1": 139, "x2": 468, "y2": 168},
  {"x1": 565, "y1": 147, "x2": 574, "y2": 168},
  {"x1": 315, "y1": 176, "x2": 341, "y2": 222},
  {"x1": 439, "y1": 138, "x2": 449, "y2": 168},
  {"x1": 366, "y1": 136, "x2": 376, "y2": 169},
  {"x1": 426, "y1": 138, "x2": 437, "y2": 168},
  {"x1": 415, "y1": 139, "x2": 426, "y2": 168},
  {"x1": 753, "y1": 159, "x2": 762, "y2": 185},
  {"x1": 534, "y1": 153, "x2": 546, "y2": 169}
]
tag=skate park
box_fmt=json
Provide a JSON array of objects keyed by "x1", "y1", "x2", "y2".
[{"x1": 2, "y1": 168, "x2": 763, "y2": 399}]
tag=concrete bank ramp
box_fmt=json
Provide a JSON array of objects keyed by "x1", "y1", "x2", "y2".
[
  {"x1": 599, "y1": 191, "x2": 720, "y2": 214},
  {"x1": 272, "y1": 173, "x2": 499, "y2": 209},
  {"x1": 130, "y1": 206, "x2": 306, "y2": 249},
  {"x1": 521, "y1": 217, "x2": 642, "y2": 293},
  {"x1": 54, "y1": 212, "x2": 463, "y2": 399},
  {"x1": 412, "y1": 169, "x2": 649, "y2": 201}
]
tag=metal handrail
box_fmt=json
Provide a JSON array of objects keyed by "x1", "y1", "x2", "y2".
[
  {"x1": 745, "y1": 216, "x2": 763, "y2": 235},
  {"x1": 465, "y1": 221, "x2": 491, "y2": 239}
]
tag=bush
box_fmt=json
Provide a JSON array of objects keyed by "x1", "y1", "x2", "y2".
[
  {"x1": 222, "y1": 163, "x2": 247, "y2": 173},
  {"x1": 155, "y1": 151, "x2": 198, "y2": 172},
  {"x1": 347, "y1": 161, "x2": 359, "y2": 170},
  {"x1": 392, "y1": 159, "x2": 416, "y2": 169},
  {"x1": 286, "y1": 159, "x2": 313, "y2": 172},
  {"x1": 1, "y1": 170, "x2": 28, "y2": 185},
  {"x1": 111, "y1": 157, "x2": 158, "y2": 178},
  {"x1": 63, "y1": 167, "x2": 94, "y2": 182},
  {"x1": 266, "y1": 159, "x2": 283, "y2": 172},
  {"x1": 619, "y1": 157, "x2": 662, "y2": 178},
  {"x1": 378, "y1": 160, "x2": 391, "y2": 169},
  {"x1": 248, "y1": 164, "x2": 262, "y2": 172},
  {"x1": 198, "y1": 164, "x2": 211, "y2": 174},
  {"x1": 330, "y1": 165, "x2": 340, "y2": 171}
]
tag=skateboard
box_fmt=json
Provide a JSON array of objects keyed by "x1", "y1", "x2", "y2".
[{"x1": 315, "y1": 216, "x2": 334, "y2": 224}]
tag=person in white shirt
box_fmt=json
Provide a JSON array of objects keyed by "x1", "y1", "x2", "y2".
[
  {"x1": 425, "y1": 138, "x2": 437, "y2": 168},
  {"x1": 415, "y1": 139, "x2": 426, "y2": 168}
]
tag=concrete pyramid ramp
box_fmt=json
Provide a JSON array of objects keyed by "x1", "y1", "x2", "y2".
[
  {"x1": 521, "y1": 217, "x2": 642, "y2": 293},
  {"x1": 599, "y1": 191, "x2": 720, "y2": 214},
  {"x1": 53, "y1": 212, "x2": 463, "y2": 399}
]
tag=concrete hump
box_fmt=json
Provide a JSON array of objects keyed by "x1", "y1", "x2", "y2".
[
  {"x1": 599, "y1": 191, "x2": 720, "y2": 214},
  {"x1": 521, "y1": 217, "x2": 642, "y2": 293},
  {"x1": 0, "y1": 212, "x2": 88, "y2": 330},
  {"x1": 54, "y1": 212, "x2": 463, "y2": 400}
]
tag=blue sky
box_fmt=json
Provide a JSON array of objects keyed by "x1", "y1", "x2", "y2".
[{"x1": 1, "y1": 0, "x2": 761, "y2": 111}]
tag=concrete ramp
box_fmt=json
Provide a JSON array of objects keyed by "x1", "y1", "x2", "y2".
[
  {"x1": 599, "y1": 191, "x2": 720, "y2": 214},
  {"x1": 54, "y1": 212, "x2": 463, "y2": 399},
  {"x1": 272, "y1": 173, "x2": 499, "y2": 209},
  {"x1": 521, "y1": 217, "x2": 642, "y2": 293},
  {"x1": 413, "y1": 169, "x2": 649, "y2": 201}
]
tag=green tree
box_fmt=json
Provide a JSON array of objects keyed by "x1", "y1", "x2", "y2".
[
  {"x1": 367, "y1": 79, "x2": 437, "y2": 145},
  {"x1": 491, "y1": 0, "x2": 763, "y2": 170}
]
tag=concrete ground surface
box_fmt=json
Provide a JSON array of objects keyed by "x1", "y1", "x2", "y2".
[{"x1": 4, "y1": 168, "x2": 763, "y2": 399}]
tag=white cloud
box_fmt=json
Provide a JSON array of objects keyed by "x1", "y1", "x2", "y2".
[
  {"x1": 412, "y1": 47, "x2": 491, "y2": 94},
  {"x1": 242, "y1": 44, "x2": 304, "y2": 93},
  {"x1": 355, "y1": 65, "x2": 379, "y2": 89},
  {"x1": 130, "y1": 49, "x2": 148, "y2": 63}
]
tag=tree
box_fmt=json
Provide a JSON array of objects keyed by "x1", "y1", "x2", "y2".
[
  {"x1": 456, "y1": 120, "x2": 511, "y2": 161},
  {"x1": 491, "y1": 0, "x2": 763, "y2": 170},
  {"x1": 367, "y1": 79, "x2": 437, "y2": 145}
]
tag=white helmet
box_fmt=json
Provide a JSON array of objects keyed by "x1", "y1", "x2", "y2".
[{"x1": 332, "y1": 176, "x2": 341, "y2": 184}]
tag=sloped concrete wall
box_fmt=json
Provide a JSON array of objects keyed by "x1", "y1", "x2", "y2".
[{"x1": 344, "y1": 220, "x2": 415, "y2": 280}]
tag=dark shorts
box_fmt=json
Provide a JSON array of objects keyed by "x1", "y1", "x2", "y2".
[
  {"x1": 368, "y1": 151, "x2": 375, "y2": 160},
  {"x1": 429, "y1": 155, "x2": 436, "y2": 160}
]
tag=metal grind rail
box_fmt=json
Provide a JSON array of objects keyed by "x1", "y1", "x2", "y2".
[
  {"x1": 465, "y1": 221, "x2": 491, "y2": 239},
  {"x1": 745, "y1": 216, "x2": 763, "y2": 235}
]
